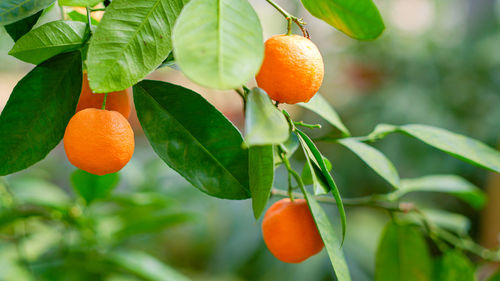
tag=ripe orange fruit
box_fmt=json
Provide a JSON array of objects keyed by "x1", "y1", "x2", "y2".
[
  {"x1": 76, "y1": 72, "x2": 131, "y2": 118},
  {"x1": 256, "y1": 34, "x2": 324, "y2": 104},
  {"x1": 64, "y1": 108, "x2": 134, "y2": 175},
  {"x1": 262, "y1": 198, "x2": 324, "y2": 263}
]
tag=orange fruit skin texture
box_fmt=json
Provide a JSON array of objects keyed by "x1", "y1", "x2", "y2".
[
  {"x1": 262, "y1": 198, "x2": 324, "y2": 263},
  {"x1": 256, "y1": 35, "x2": 324, "y2": 104},
  {"x1": 64, "y1": 108, "x2": 135, "y2": 175},
  {"x1": 76, "y1": 72, "x2": 131, "y2": 118}
]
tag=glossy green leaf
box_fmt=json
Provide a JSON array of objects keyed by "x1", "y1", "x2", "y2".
[
  {"x1": 8, "y1": 177, "x2": 71, "y2": 209},
  {"x1": 0, "y1": 0, "x2": 54, "y2": 25},
  {"x1": 296, "y1": 129, "x2": 346, "y2": 242},
  {"x1": 298, "y1": 93, "x2": 350, "y2": 136},
  {"x1": 375, "y1": 221, "x2": 432, "y2": 281},
  {"x1": 434, "y1": 250, "x2": 475, "y2": 281},
  {"x1": 338, "y1": 138, "x2": 400, "y2": 189},
  {"x1": 0, "y1": 51, "x2": 82, "y2": 176},
  {"x1": 67, "y1": 10, "x2": 99, "y2": 25},
  {"x1": 9, "y1": 20, "x2": 88, "y2": 64},
  {"x1": 133, "y1": 80, "x2": 250, "y2": 199},
  {"x1": 4, "y1": 10, "x2": 42, "y2": 41},
  {"x1": 249, "y1": 145, "x2": 274, "y2": 219},
  {"x1": 302, "y1": 189, "x2": 351, "y2": 281},
  {"x1": 58, "y1": 0, "x2": 102, "y2": 6},
  {"x1": 368, "y1": 124, "x2": 500, "y2": 174},
  {"x1": 300, "y1": 0, "x2": 384, "y2": 40},
  {"x1": 396, "y1": 175, "x2": 486, "y2": 210},
  {"x1": 71, "y1": 169, "x2": 120, "y2": 204},
  {"x1": 108, "y1": 250, "x2": 192, "y2": 281},
  {"x1": 87, "y1": 0, "x2": 186, "y2": 93},
  {"x1": 245, "y1": 88, "x2": 289, "y2": 146},
  {"x1": 302, "y1": 154, "x2": 332, "y2": 194},
  {"x1": 172, "y1": 0, "x2": 264, "y2": 89}
]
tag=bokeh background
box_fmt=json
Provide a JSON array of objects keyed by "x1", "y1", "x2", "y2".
[{"x1": 1, "y1": 0, "x2": 500, "y2": 280}]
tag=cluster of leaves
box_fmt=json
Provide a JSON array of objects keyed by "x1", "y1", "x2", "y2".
[{"x1": 1, "y1": 0, "x2": 500, "y2": 280}]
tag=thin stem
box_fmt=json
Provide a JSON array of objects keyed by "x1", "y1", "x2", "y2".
[
  {"x1": 101, "y1": 93, "x2": 108, "y2": 110},
  {"x1": 86, "y1": 6, "x2": 92, "y2": 34},
  {"x1": 264, "y1": 0, "x2": 309, "y2": 38},
  {"x1": 294, "y1": 121, "x2": 321, "y2": 129},
  {"x1": 265, "y1": 0, "x2": 292, "y2": 18},
  {"x1": 90, "y1": 8, "x2": 106, "y2": 12},
  {"x1": 60, "y1": 6, "x2": 66, "y2": 20}
]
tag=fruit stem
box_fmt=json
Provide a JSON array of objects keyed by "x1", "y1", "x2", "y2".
[
  {"x1": 279, "y1": 151, "x2": 304, "y2": 203},
  {"x1": 265, "y1": 0, "x2": 309, "y2": 38},
  {"x1": 294, "y1": 121, "x2": 321, "y2": 129},
  {"x1": 101, "y1": 93, "x2": 108, "y2": 110}
]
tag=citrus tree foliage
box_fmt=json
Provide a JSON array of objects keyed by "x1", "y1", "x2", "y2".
[{"x1": 0, "y1": 0, "x2": 499, "y2": 280}]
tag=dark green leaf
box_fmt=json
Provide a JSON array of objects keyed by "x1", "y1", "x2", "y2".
[
  {"x1": 296, "y1": 129, "x2": 346, "y2": 242},
  {"x1": 4, "y1": 10, "x2": 42, "y2": 42},
  {"x1": 397, "y1": 175, "x2": 486, "y2": 210},
  {"x1": 172, "y1": 0, "x2": 264, "y2": 89},
  {"x1": 249, "y1": 145, "x2": 274, "y2": 219},
  {"x1": 8, "y1": 177, "x2": 71, "y2": 209},
  {"x1": 67, "y1": 10, "x2": 99, "y2": 25},
  {"x1": 302, "y1": 189, "x2": 351, "y2": 281},
  {"x1": 0, "y1": 0, "x2": 54, "y2": 25},
  {"x1": 158, "y1": 51, "x2": 176, "y2": 69},
  {"x1": 368, "y1": 124, "x2": 500, "y2": 174},
  {"x1": 9, "y1": 20, "x2": 88, "y2": 64},
  {"x1": 58, "y1": 0, "x2": 102, "y2": 6},
  {"x1": 297, "y1": 93, "x2": 350, "y2": 136},
  {"x1": 375, "y1": 221, "x2": 432, "y2": 281},
  {"x1": 108, "y1": 250, "x2": 192, "y2": 281},
  {"x1": 434, "y1": 250, "x2": 475, "y2": 281},
  {"x1": 87, "y1": 0, "x2": 186, "y2": 92},
  {"x1": 338, "y1": 138, "x2": 400, "y2": 189},
  {"x1": 0, "y1": 51, "x2": 82, "y2": 176},
  {"x1": 487, "y1": 270, "x2": 500, "y2": 281},
  {"x1": 133, "y1": 80, "x2": 250, "y2": 199},
  {"x1": 300, "y1": 0, "x2": 385, "y2": 40},
  {"x1": 71, "y1": 169, "x2": 120, "y2": 204},
  {"x1": 245, "y1": 88, "x2": 289, "y2": 146}
]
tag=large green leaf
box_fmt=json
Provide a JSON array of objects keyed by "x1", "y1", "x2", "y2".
[
  {"x1": 396, "y1": 175, "x2": 486, "y2": 210},
  {"x1": 108, "y1": 250, "x2": 192, "y2": 281},
  {"x1": 297, "y1": 129, "x2": 346, "y2": 242},
  {"x1": 302, "y1": 189, "x2": 351, "y2": 281},
  {"x1": 368, "y1": 124, "x2": 500, "y2": 174},
  {"x1": 172, "y1": 0, "x2": 264, "y2": 89},
  {"x1": 434, "y1": 250, "x2": 475, "y2": 281},
  {"x1": 338, "y1": 138, "x2": 399, "y2": 189},
  {"x1": 0, "y1": 0, "x2": 54, "y2": 25},
  {"x1": 58, "y1": 0, "x2": 102, "y2": 6},
  {"x1": 245, "y1": 88, "x2": 289, "y2": 146},
  {"x1": 300, "y1": 0, "x2": 385, "y2": 40},
  {"x1": 133, "y1": 80, "x2": 250, "y2": 199},
  {"x1": 87, "y1": 0, "x2": 186, "y2": 92},
  {"x1": 249, "y1": 145, "x2": 274, "y2": 219},
  {"x1": 4, "y1": 10, "x2": 42, "y2": 42},
  {"x1": 297, "y1": 93, "x2": 350, "y2": 136},
  {"x1": 71, "y1": 169, "x2": 120, "y2": 204},
  {"x1": 9, "y1": 20, "x2": 88, "y2": 64},
  {"x1": 375, "y1": 221, "x2": 432, "y2": 281},
  {"x1": 0, "y1": 51, "x2": 82, "y2": 176}
]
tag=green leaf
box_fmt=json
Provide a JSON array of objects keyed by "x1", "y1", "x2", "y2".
[
  {"x1": 302, "y1": 154, "x2": 332, "y2": 194},
  {"x1": 249, "y1": 145, "x2": 274, "y2": 219},
  {"x1": 67, "y1": 10, "x2": 99, "y2": 25},
  {"x1": 0, "y1": 51, "x2": 82, "y2": 176},
  {"x1": 296, "y1": 129, "x2": 346, "y2": 242},
  {"x1": 0, "y1": 0, "x2": 54, "y2": 25},
  {"x1": 70, "y1": 169, "x2": 120, "y2": 204},
  {"x1": 368, "y1": 124, "x2": 500, "y2": 174},
  {"x1": 172, "y1": 0, "x2": 264, "y2": 89},
  {"x1": 8, "y1": 20, "x2": 88, "y2": 64},
  {"x1": 87, "y1": 0, "x2": 186, "y2": 93},
  {"x1": 302, "y1": 189, "x2": 351, "y2": 281},
  {"x1": 375, "y1": 221, "x2": 432, "y2": 281},
  {"x1": 397, "y1": 175, "x2": 486, "y2": 210},
  {"x1": 338, "y1": 138, "x2": 400, "y2": 189},
  {"x1": 4, "y1": 10, "x2": 42, "y2": 42},
  {"x1": 133, "y1": 80, "x2": 250, "y2": 199},
  {"x1": 245, "y1": 88, "x2": 289, "y2": 146},
  {"x1": 275, "y1": 132, "x2": 300, "y2": 165},
  {"x1": 434, "y1": 250, "x2": 475, "y2": 281},
  {"x1": 488, "y1": 270, "x2": 500, "y2": 281},
  {"x1": 297, "y1": 93, "x2": 350, "y2": 136},
  {"x1": 115, "y1": 213, "x2": 196, "y2": 238},
  {"x1": 108, "y1": 250, "x2": 192, "y2": 281},
  {"x1": 420, "y1": 209, "x2": 470, "y2": 236},
  {"x1": 300, "y1": 0, "x2": 385, "y2": 40},
  {"x1": 8, "y1": 177, "x2": 71, "y2": 209},
  {"x1": 58, "y1": 0, "x2": 102, "y2": 6}
]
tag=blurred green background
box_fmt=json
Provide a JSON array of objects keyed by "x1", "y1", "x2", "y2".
[{"x1": 1, "y1": 0, "x2": 499, "y2": 280}]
